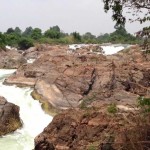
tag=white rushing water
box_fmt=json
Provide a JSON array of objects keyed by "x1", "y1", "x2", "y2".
[
  {"x1": 101, "y1": 45, "x2": 125, "y2": 55},
  {"x1": 27, "y1": 59, "x2": 36, "y2": 64},
  {"x1": 69, "y1": 44, "x2": 131, "y2": 55},
  {"x1": 0, "y1": 69, "x2": 52, "y2": 150}
]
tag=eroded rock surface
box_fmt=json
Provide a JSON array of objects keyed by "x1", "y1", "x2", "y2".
[
  {"x1": 35, "y1": 109, "x2": 150, "y2": 150},
  {"x1": 4, "y1": 45, "x2": 150, "y2": 110},
  {"x1": 0, "y1": 96, "x2": 22, "y2": 136},
  {"x1": 0, "y1": 49, "x2": 26, "y2": 69}
]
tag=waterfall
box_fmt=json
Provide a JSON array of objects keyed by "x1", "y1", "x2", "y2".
[{"x1": 0, "y1": 69, "x2": 52, "y2": 150}]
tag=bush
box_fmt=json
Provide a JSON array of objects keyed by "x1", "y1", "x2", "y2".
[{"x1": 18, "y1": 38, "x2": 34, "y2": 50}]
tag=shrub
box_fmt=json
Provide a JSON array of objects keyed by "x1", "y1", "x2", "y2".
[{"x1": 18, "y1": 38, "x2": 34, "y2": 50}]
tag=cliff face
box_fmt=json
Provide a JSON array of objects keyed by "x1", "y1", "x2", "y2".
[{"x1": 0, "y1": 96, "x2": 22, "y2": 136}]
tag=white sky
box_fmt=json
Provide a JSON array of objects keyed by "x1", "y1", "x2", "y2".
[{"x1": 0, "y1": 0, "x2": 149, "y2": 35}]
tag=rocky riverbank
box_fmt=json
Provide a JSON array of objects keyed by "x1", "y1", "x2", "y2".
[
  {"x1": 1, "y1": 44, "x2": 150, "y2": 149},
  {"x1": 4, "y1": 44, "x2": 150, "y2": 111}
]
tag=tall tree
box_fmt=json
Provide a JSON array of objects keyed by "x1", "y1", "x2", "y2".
[
  {"x1": 14, "y1": 27, "x2": 22, "y2": 35},
  {"x1": 83, "y1": 32, "x2": 96, "y2": 40},
  {"x1": 44, "y1": 25, "x2": 61, "y2": 39},
  {"x1": 72, "y1": 32, "x2": 81, "y2": 42},
  {"x1": 103, "y1": 0, "x2": 150, "y2": 49},
  {"x1": 6, "y1": 28, "x2": 14, "y2": 34},
  {"x1": 23, "y1": 27, "x2": 33, "y2": 37},
  {"x1": 103, "y1": 0, "x2": 150, "y2": 26},
  {"x1": 31, "y1": 28, "x2": 42, "y2": 40}
]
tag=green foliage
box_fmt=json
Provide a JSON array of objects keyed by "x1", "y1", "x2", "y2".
[
  {"x1": 97, "y1": 27, "x2": 138, "y2": 44},
  {"x1": 14, "y1": 27, "x2": 22, "y2": 35},
  {"x1": 0, "y1": 32, "x2": 6, "y2": 48},
  {"x1": 31, "y1": 28, "x2": 42, "y2": 40},
  {"x1": 6, "y1": 28, "x2": 15, "y2": 34},
  {"x1": 4, "y1": 33, "x2": 21, "y2": 47},
  {"x1": 138, "y1": 97, "x2": 150, "y2": 113},
  {"x1": 44, "y1": 29, "x2": 61, "y2": 39},
  {"x1": 103, "y1": 0, "x2": 150, "y2": 27},
  {"x1": 83, "y1": 32, "x2": 96, "y2": 40},
  {"x1": 103, "y1": 0, "x2": 150, "y2": 50},
  {"x1": 72, "y1": 32, "x2": 81, "y2": 43},
  {"x1": 0, "y1": 25, "x2": 140, "y2": 49},
  {"x1": 22, "y1": 26, "x2": 33, "y2": 37},
  {"x1": 18, "y1": 38, "x2": 34, "y2": 50},
  {"x1": 44, "y1": 26, "x2": 62, "y2": 39},
  {"x1": 107, "y1": 103, "x2": 117, "y2": 114}
]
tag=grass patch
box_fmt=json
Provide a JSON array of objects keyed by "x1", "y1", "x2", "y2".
[{"x1": 107, "y1": 103, "x2": 117, "y2": 114}]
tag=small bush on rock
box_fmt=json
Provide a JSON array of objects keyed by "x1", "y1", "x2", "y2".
[
  {"x1": 107, "y1": 103, "x2": 117, "y2": 114},
  {"x1": 138, "y1": 96, "x2": 150, "y2": 113}
]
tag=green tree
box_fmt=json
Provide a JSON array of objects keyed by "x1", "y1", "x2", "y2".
[
  {"x1": 14, "y1": 27, "x2": 22, "y2": 35},
  {"x1": 31, "y1": 28, "x2": 42, "y2": 40},
  {"x1": 83, "y1": 32, "x2": 96, "y2": 40},
  {"x1": 72, "y1": 32, "x2": 81, "y2": 42},
  {"x1": 23, "y1": 26, "x2": 33, "y2": 37},
  {"x1": 103, "y1": 0, "x2": 150, "y2": 48},
  {"x1": 113, "y1": 26, "x2": 127, "y2": 36},
  {"x1": 4, "y1": 33, "x2": 21, "y2": 46},
  {"x1": 50, "y1": 25, "x2": 60, "y2": 32},
  {"x1": 44, "y1": 25, "x2": 61, "y2": 39},
  {"x1": 6, "y1": 28, "x2": 15, "y2": 34},
  {"x1": 103, "y1": 0, "x2": 150, "y2": 27}
]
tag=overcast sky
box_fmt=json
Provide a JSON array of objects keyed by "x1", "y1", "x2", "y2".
[{"x1": 0, "y1": 0, "x2": 149, "y2": 35}]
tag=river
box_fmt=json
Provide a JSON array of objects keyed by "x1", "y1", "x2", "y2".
[{"x1": 0, "y1": 69, "x2": 52, "y2": 150}]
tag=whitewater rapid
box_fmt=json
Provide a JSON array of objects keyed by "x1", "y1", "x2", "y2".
[
  {"x1": 0, "y1": 69, "x2": 52, "y2": 150},
  {"x1": 69, "y1": 44, "x2": 131, "y2": 55}
]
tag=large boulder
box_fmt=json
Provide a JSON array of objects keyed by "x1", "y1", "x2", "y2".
[
  {"x1": 0, "y1": 49, "x2": 26, "y2": 69},
  {"x1": 0, "y1": 96, "x2": 22, "y2": 136}
]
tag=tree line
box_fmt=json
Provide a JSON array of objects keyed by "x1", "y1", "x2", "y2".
[{"x1": 0, "y1": 25, "x2": 139, "y2": 50}]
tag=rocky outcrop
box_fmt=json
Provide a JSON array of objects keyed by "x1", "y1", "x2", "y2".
[
  {"x1": 0, "y1": 49, "x2": 26, "y2": 69},
  {"x1": 0, "y1": 96, "x2": 22, "y2": 136},
  {"x1": 35, "y1": 109, "x2": 150, "y2": 150},
  {"x1": 4, "y1": 45, "x2": 150, "y2": 111},
  {"x1": 4, "y1": 75, "x2": 36, "y2": 87}
]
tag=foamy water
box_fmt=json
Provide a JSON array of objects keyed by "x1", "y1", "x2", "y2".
[
  {"x1": 0, "y1": 69, "x2": 52, "y2": 150},
  {"x1": 69, "y1": 44, "x2": 130, "y2": 55}
]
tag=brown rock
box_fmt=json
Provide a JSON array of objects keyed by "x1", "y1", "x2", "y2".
[
  {"x1": 4, "y1": 75, "x2": 36, "y2": 87},
  {"x1": 5, "y1": 44, "x2": 150, "y2": 110},
  {"x1": 0, "y1": 49, "x2": 26, "y2": 69},
  {"x1": 0, "y1": 96, "x2": 22, "y2": 136},
  {"x1": 35, "y1": 109, "x2": 150, "y2": 150}
]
